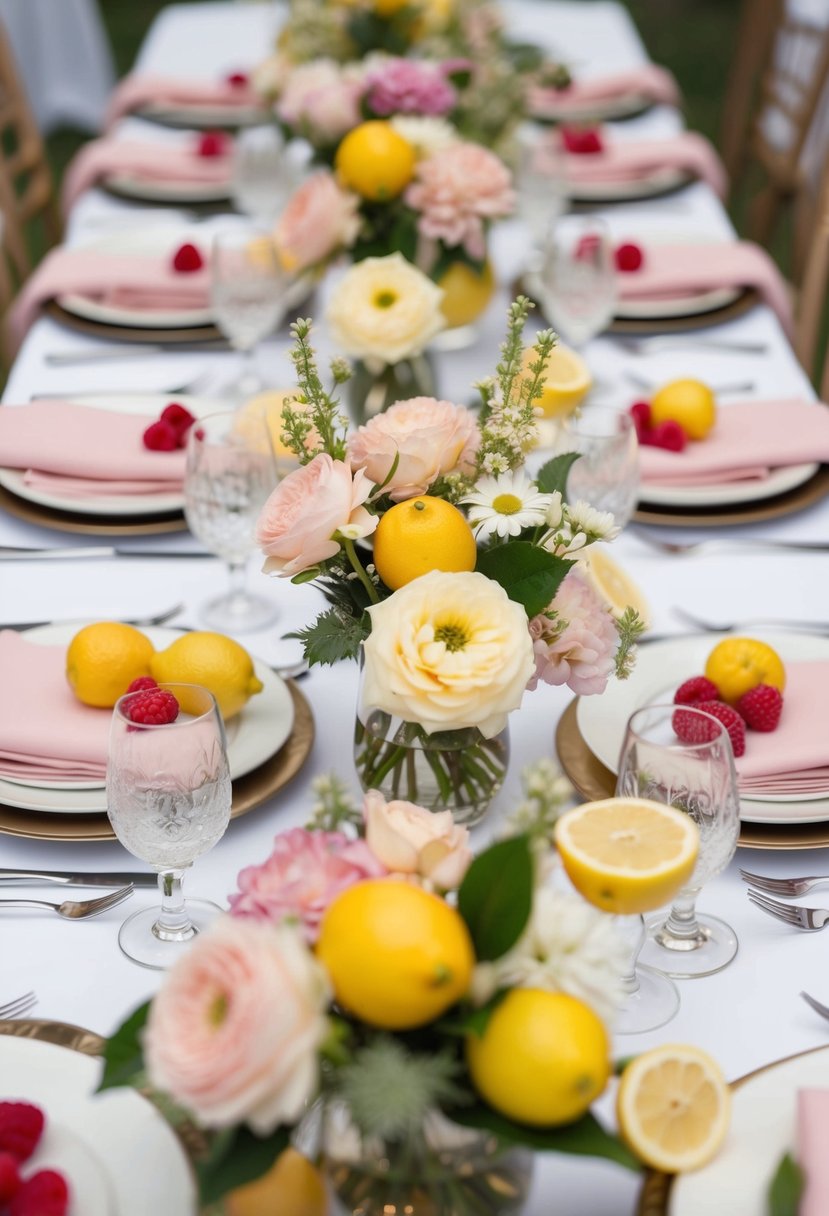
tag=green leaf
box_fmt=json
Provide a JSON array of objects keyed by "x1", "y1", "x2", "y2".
[
  {"x1": 475, "y1": 542, "x2": 573, "y2": 618},
  {"x1": 437, "y1": 991, "x2": 508, "y2": 1039},
  {"x1": 97, "y1": 1001, "x2": 150, "y2": 1092},
  {"x1": 447, "y1": 1102, "x2": 640, "y2": 1171},
  {"x1": 536, "y1": 452, "x2": 581, "y2": 498},
  {"x1": 285, "y1": 607, "x2": 369, "y2": 665},
  {"x1": 768, "y1": 1153, "x2": 804, "y2": 1216},
  {"x1": 197, "y1": 1124, "x2": 291, "y2": 1206},
  {"x1": 457, "y1": 836, "x2": 533, "y2": 961}
]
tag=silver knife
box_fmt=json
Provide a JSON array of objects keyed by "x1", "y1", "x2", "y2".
[
  {"x1": 45, "y1": 343, "x2": 229, "y2": 365},
  {"x1": 0, "y1": 547, "x2": 212, "y2": 561},
  {"x1": 0, "y1": 869, "x2": 159, "y2": 888}
]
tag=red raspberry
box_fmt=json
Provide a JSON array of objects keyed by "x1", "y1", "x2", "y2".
[
  {"x1": 737, "y1": 683, "x2": 783, "y2": 732},
  {"x1": 650, "y1": 419, "x2": 687, "y2": 451},
  {"x1": 0, "y1": 1153, "x2": 20, "y2": 1203},
  {"x1": 674, "y1": 675, "x2": 721, "y2": 706},
  {"x1": 196, "y1": 131, "x2": 229, "y2": 158},
  {"x1": 629, "y1": 401, "x2": 652, "y2": 439},
  {"x1": 125, "y1": 689, "x2": 180, "y2": 726},
  {"x1": 172, "y1": 242, "x2": 204, "y2": 273},
  {"x1": 615, "y1": 241, "x2": 644, "y2": 272},
  {"x1": 126, "y1": 676, "x2": 157, "y2": 694},
  {"x1": 561, "y1": 125, "x2": 603, "y2": 154},
  {"x1": 0, "y1": 1103, "x2": 44, "y2": 1163},
  {"x1": 142, "y1": 420, "x2": 178, "y2": 452},
  {"x1": 160, "y1": 402, "x2": 196, "y2": 438},
  {"x1": 10, "y1": 1169, "x2": 69, "y2": 1216},
  {"x1": 226, "y1": 71, "x2": 249, "y2": 89},
  {"x1": 673, "y1": 701, "x2": 746, "y2": 758}
]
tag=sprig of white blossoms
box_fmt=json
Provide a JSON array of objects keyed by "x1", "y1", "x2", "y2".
[
  {"x1": 503, "y1": 757, "x2": 574, "y2": 843},
  {"x1": 541, "y1": 495, "x2": 620, "y2": 557}
]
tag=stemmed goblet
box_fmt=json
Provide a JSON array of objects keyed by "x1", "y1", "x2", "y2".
[
  {"x1": 537, "y1": 217, "x2": 617, "y2": 347},
  {"x1": 562, "y1": 407, "x2": 640, "y2": 530},
  {"x1": 107, "y1": 683, "x2": 232, "y2": 970}
]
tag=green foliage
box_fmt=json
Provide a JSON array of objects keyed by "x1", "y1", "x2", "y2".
[
  {"x1": 536, "y1": 452, "x2": 581, "y2": 498},
  {"x1": 768, "y1": 1153, "x2": 804, "y2": 1216},
  {"x1": 197, "y1": 1124, "x2": 291, "y2": 1206},
  {"x1": 286, "y1": 606, "x2": 369, "y2": 665},
  {"x1": 457, "y1": 835, "x2": 533, "y2": 961},
  {"x1": 614, "y1": 608, "x2": 647, "y2": 680},
  {"x1": 282, "y1": 318, "x2": 349, "y2": 464},
  {"x1": 447, "y1": 1102, "x2": 641, "y2": 1170},
  {"x1": 476, "y1": 542, "x2": 573, "y2": 618},
  {"x1": 98, "y1": 1001, "x2": 150, "y2": 1092},
  {"x1": 351, "y1": 203, "x2": 419, "y2": 265}
]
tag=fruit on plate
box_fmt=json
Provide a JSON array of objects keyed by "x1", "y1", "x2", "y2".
[
  {"x1": 628, "y1": 401, "x2": 687, "y2": 451},
  {"x1": 673, "y1": 701, "x2": 746, "y2": 757},
  {"x1": 520, "y1": 343, "x2": 591, "y2": 417},
  {"x1": 466, "y1": 989, "x2": 610, "y2": 1127},
  {"x1": 149, "y1": 632, "x2": 264, "y2": 720},
  {"x1": 737, "y1": 683, "x2": 784, "y2": 732},
  {"x1": 650, "y1": 378, "x2": 716, "y2": 441},
  {"x1": 10, "y1": 1169, "x2": 69, "y2": 1216},
  {"x1": 335, "y1": 120, "x2": 415, "y2": 201},
  {"x1": 579, "y1": 545, "x2": 650, "y2": 626},
  {"x1": 436, "y1": 259, "x2": 495, "y2": 329},
  {"x1": 372, "y1": 495, "x2": 477, "y2": 590},
  {"x1": 674, "y1": 675, "x2": 720, "y2": 706},
  {"x1": 616, "y1": 1044, "x2": 730, "y2": 1172},
  {"x1": 124, "y1": 688, "x2": 180, "y2": 726},
  {"x1": 554, "y1": 797, "x2": 699, "y2": 915},
  {"x1": 0, "y1": 1103, "x2": 44, "y2": 1163},
  {"x1": 704, "y1": 636, "x2": 786, "y2": 705},
  {"x1": 66, "y1": 622, "x2": 155, "y2": 708},
  {"x1": 225, "y1": 1148, "x2": 327, "y2": 1216}
]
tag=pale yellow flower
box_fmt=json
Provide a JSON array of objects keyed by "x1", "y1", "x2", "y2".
[{"x1": 326, "y1": 253, "x2": 445, "y2": 365}]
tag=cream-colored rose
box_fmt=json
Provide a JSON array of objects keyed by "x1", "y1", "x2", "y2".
[
  {"x1": 361, "y1": 569, "x2": 535, "y2": 736},
  {"x1": 363, "y1": 789, "x2": 472, "y2": 888},
  {"x1": 326, "y1": 253, "x2": 446, "y2": 365}
]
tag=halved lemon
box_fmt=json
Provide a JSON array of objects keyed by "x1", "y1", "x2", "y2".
[
  {"x1": 617, "y1": 1044, "x2": 731, "y2": 1173},
  {"x1": 522, "y1": 344, "x2": 591, "y2": 417},
  {"x1": 554, "y1": 798, "x2": 699, "y2": 915},
  {"x1": 579, "y1": 546, "x2": 650, "y2": 626}
]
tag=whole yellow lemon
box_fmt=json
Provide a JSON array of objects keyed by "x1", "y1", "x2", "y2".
[
  {"x1": 650, "y1": 378, "x2": 716, "y2": 441},
  {"x1": 66, "y1": 622, "x2": 155, "y2": 708},
  {"x1": 225, "y1": 1148, "x2": 327, "y2": 1216},
  {"x1": 149, "y1": 632, "x2": 264, "y2": 720},
  {"x1": 704, "y1": 636, "x2": 786, "y2": 705},
  {"x1": 373, "y1": 495, "x2": 477, "y2": 591},
  {"x1": 335, "y1": 121, "x2": 416, "y2": 201},
  {"x1": 437, "y1": 260, "x2": 495, "y2": 329}
]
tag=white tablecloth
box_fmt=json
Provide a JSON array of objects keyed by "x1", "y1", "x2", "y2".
[{"x1": 3, "y1": 5, "x2": 829, "y2": 1214}]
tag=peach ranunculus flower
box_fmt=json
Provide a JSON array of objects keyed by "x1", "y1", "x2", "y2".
[
  {"x1": 326, "y1": 253, "x2": 446, "y2": 365},
  {"x1": 405, "y1": 143, "x2": 516, "y2": 260},
  {"x1": 276, "y1": 59, "x2": 362, "y2": 144},
  {"x1": 361, "y1": 569, "x2": 535, "y2": 737},
  {"x1": 347, "y1": 397, "x2": 479, "y2": 501},
  {"x1": 256, "y1": 454, "x2": 378, "y2": 577},
  {"x1": 363, "y1": 789, "x2": 472, "y2": 889},
  {"x1": 274, "y1": 171, "x2": 360, "y2": 273},
  {"x1": 144, "y1": 917, "x2": 330, "y2": 1133}
]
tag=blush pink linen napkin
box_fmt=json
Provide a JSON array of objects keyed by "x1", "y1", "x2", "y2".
[
  {"x1": 0, "y1": 633, "x2": 109, "y2": 781},
  {"x1": 531, "y1": 65, "x2": 680, "y2": 115},
  {"x1": 105, "y1": 73, "x2": 262, "y2": 128},
  {"x1": 6, "y1": 247, "x2": 210, "y2": 351},
  {"x1": 561, "y1": 131, "x2": 727, "y2": 198},
  {"x1": 736, "y1": 661, "x2": 829, "y2": 795},
  {"x1": 798, "y1": 1090, "x2": 829, "y2": 1216},
  {"x1": 0, "y1": 400, "x2": 186, "y2": 497},
  {"x1": 639, "y1": 400, "x2": 829, "y2": 486},
  {"x1": 61, "y1": 139, "x2": 233, "y2": 213},
  {"x1": 615, "y1": 240, "x2": 794, "y2": 339}
]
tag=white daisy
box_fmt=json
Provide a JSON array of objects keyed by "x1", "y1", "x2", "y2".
[
  {"x1": 566, "y1": 500, "x2": 620, "y2": 543},
  {"x1": 462, "y1": 471, "x2": 553, "y2": 541}
]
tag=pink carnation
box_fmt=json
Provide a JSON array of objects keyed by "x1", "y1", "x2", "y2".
[
  {"x1": 405, "y1": 143, "x2": 516, "y2": 259},
  {"x1": 527, "y1": 569, "x2": 618, "y2": 696},
  {"x1": 365, "y1": 58, "x2": 457, "y2": 117},
  {"x1": 229, "y1": 827, "x2": 387, "y2": 943},
  {"x1": 277, "y1": 59, "x2": 362, "y2": 144},
  {"x1": 274, "y1": 171, "x2": 360, "y2": 272},
  {"x1": 347, "y1": 396, "x2": 479, "y2": 501}
]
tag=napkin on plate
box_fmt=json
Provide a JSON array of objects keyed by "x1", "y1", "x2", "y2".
[
  {"x1": 560, "y1": 131, "x2": 727, "y2": 199},
  {"x1": 61, "y1": 139, "x2": 233, "y2": 213},
  {"x1": 0, "y1": 633, "x2": 109, "y2": 781},
  {"x1": 639, "y1": 400, "x2": 829, "y2": 487},
  {"x1": 0, "y1": 400, "x2": 186, "y2": 498},
  {"x1": 798, "y1": 1090, "x2": 829, "y2": 1216},
  {"x1": 6, "y1": 247, "x2": 211, "y2": 350},
  {"x1": 531, "y1": 65, "x2": 680, "y2": 116},
  {"x1": 737, "y1": 661, "x2": 829, "y2": 796},
  {"x1": 105, "y1": 73, "x2": 262, "y2": 127}
]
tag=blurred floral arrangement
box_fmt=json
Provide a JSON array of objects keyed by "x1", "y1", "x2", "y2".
[{"x1": 100, "y1": 764, "x2": 640, "y2": 1215}]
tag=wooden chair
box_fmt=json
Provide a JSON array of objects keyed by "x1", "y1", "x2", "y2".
[
  {"x1": 720, "y1": 0, "x2": 784, "y2": 185},
  {"x1": 796, "y1": 156, "x2": 829, "y2": 392}
]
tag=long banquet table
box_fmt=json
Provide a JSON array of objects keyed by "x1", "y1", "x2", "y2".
[{"x1": 3, "y1": 4, "x2": 829, "y2": 1213}]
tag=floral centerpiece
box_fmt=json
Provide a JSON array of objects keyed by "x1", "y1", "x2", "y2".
[
  {"x1": 100, "y1": 767, "x2": 642, "y2": 1216},
  {"x1": 255, "y1": 291, "x2": 643, "y2": 822}
]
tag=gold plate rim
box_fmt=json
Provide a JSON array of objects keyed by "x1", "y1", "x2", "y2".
[
  {"x1": 45, "y1": 298, "x2": 224, "y2": 345},
  {"x1": 635, "y1": 464, "x2": 829, "y2": 528},
  {"x1": 0, "y1": 480, "x2": 187, "y2": 536}
]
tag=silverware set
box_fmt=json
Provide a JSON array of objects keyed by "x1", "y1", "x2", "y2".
[
  {"x1": 0, "y1": 886, "x2": 134, "y2": 920},
  {"x1": 742, "y1": 867, "x2": 829, "y2": 932},
  {"x1": 0, "y1": 991, "x2": 37, "y2": 1020}
]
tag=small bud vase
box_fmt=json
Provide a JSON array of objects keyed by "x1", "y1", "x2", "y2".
[{"x1": 348, "y1": 352, "x2": 436, "y2": 425}]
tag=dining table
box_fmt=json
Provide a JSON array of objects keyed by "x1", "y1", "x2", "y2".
[{"x1": 3, "y1": 3, "x2": 829, "y2": 1213}]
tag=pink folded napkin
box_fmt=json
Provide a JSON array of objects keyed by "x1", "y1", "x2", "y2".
[
  {"x1": 0, "y1": 400, "x2": 186, "y2": 498},
  {"x1": 61, "y1": 139, "x2": 233, "y2": 213},
  {"x1": 736, "y1": 662, "x2": 829, "y2": 795},
  {"x1": 560, "y1": 130, "x2": 727, "y2": 199},
  {"x1": 6, "y1": 247, "x2": 210, "y2": 351},
  {"x1": 531, "y1": 65, "x2": 680, "y2": 116},
  {"x1": 615, "y1": 240, "x2": 794, "y2": 339},
  {"x1": 105, "y1": 73, "x2": 262, "y2": 128},
  {"x1": 640, "y1": 400, "x2": 829, "y2": 487},
  {"x1": 0, "y1": 633, "x2": 109, "y2": 781},
  {"x1": 798, "y1": 1090, "x2": 829, "y2": 1216}
]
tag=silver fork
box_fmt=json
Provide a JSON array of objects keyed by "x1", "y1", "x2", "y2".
[
  {"x1": 0, "y1": 886, "x2": 133, "y2": 919},
  {"x1": 618, "y1": 337, "x2": 768, "y2": 356},
  {"x1": 624, "y1": 371, "x2": 755, "y2": 394},
  {"x1": 0, "y1": 991, "x2": 37, "y2": 1019},
  {"x1": 747, "y1": 888, "x2": 829, "y2": 930},
  {"x1": 672, "y1": 606, "x2": 829, "y2": 634},
  {"x1": 634, "y1": 531, "x2": 829, "y2": 558},
  {"x1": 740, "y1": 868, "x2": 829, "y2": 897},
  {"x1": 2, "y1": 602, "x2": 184, "y2": 632},
  {"x1": 801, "y1": 991, "x2": 829, "y2": 1021}
]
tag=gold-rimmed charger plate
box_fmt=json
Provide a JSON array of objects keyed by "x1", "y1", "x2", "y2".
[
  {"x1": 0, "y1": 481, "x2": 187, "y2": 536},
  {"x1": 634, "y1": 465, "x2": 829, "y2": 527},
  {"x1": 0, "y1": 681, "x2": 314, "y2": 841},
  {"x1": 44, "y1": 298, "x2": 223, "y2": 345},
  {"x1": 555, "y1": 698, "x2": 829, "y2": 850}
]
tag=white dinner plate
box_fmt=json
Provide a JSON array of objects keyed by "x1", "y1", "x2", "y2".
[
  {"x1": 58, "y1": 292, "x2": 214, "y2": 330},
  {"x1": 615, "y1": 284, "x2": 741, "y2": 319},
  {"x1": 669, "y1": 1044, "x2": 829, "y2": 1216},
  {"x1": 576, "y1": 631, "x2": 829, "y2": 822},
  {"x1": 531, "y1": 89, "x2": 653, "y2": 124},
  {"x1": 0, "y1": 394, "x2": 218, "y2": 518},
  {"x1": 567, "y1": 165, "x2": 693, "y2": 204},
  {"x1": 0, "y1": 624, "x2": 294, "y2": 812},
  {"x1": 103, "y1": 172, "x2": 231, "y2": 206},
  {"x1": 640, "y1": 460, "x2": 820, "y2": 509},
  {"x1": 0, "y1": 1035, "x2": 195, "y2": 1216}
]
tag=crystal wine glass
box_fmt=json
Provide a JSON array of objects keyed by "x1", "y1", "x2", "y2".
[
  {"x1": 231, "y1": 125, "x2": 304, "y2": 224},
  {"x1": 617, "y1": 704, "x2": 741, "y2": 978},
  {"x1": 516, "y1": 124, "x2": 567, "y2": 273},
  {"x1": 107, "y1": 683, "x2": 231, "y2": 970},
  {"x1": 538, "y1": 217, "x2": 617, "y2": 346},
  {"x1": 563, "y1": 406, "x2": 640, "y2": 529},
  {"x1": 184, "y1": 407, "x2": 279, "y2": 631}
]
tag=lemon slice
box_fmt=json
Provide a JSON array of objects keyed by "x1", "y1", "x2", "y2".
[
  {"x1": 233, "y1": 389, "x2": 300, "y2": 463},
  {"x1": 523, "y1": 344, "x2": 592, "y2": 417},
  {"x1": 617, "y1": 1044, "x2": 731, "y2": 1172},
  {"x1": 554, "y1": 798, "x2": 699, "y2": 915},
  {"x1": 580, "y1": 546, "x2": 650, "y2": 626}
]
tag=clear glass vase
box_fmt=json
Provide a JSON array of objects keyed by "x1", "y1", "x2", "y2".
[{"x1": 348, "y1": 352, "x2": 436, "y2": 426}]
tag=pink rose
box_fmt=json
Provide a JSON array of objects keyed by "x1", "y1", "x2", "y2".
[
  {"x1": 256, "y1": 453, "x2": 378, "y2": 577},
  {"x1": 527, "y1": 569, "x2": 618, "y2": 696},
  {"x1": 347, "y1": 397, "x2": 479, "y2": 501},
  {"x1": 144, "y1": 918, "x2": 329, "y2": 1133},
  {"x1": 405, "y1": 143, "x2": 515, "y2": 259},
  {"x1": 274, "y1": 172, "x2": 360, "y2": 273},
  {"x1": 277, "y1": 59, "x2": 362, "y2": 144},
  {"x1": 229, "y1": 827, "x2": 386, "y2": 942},
  {"x1": 363, "y1": 790, "x2": 472, "y2": 889}
]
